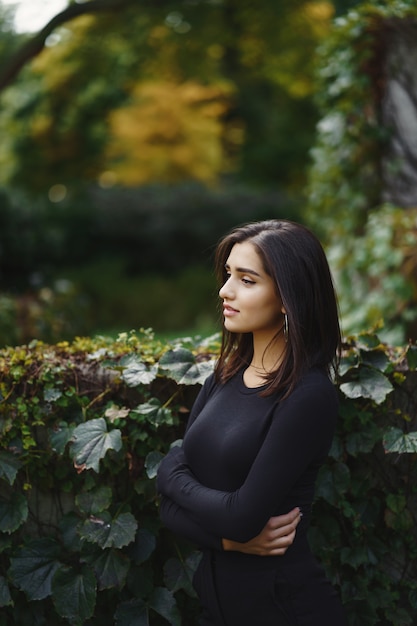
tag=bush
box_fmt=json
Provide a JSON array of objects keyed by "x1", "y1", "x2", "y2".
[
  {"x1": 0, "y1": 329, "x2": 417, "y2": 624},
  {"x1": 0, "y1": 265, "x2": 218, "y2": 347},
  {"x1": 0, "y1": 182, "x2": 299, "y2": 292},
  {"x1": 0, "y1": 182, "x2": 299, "y2": 342}
]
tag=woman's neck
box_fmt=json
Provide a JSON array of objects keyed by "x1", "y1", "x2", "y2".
[{"x1": 250, "y1": 332, "x2": 286, "y2": 373}]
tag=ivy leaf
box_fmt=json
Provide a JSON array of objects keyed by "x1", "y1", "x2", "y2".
[
  {"x1": 149, "y1": 587, "x2": 181, "y2": 626},
  {"x1": 346, "y1": 425, "x2": 380, "y2": 456},
  {"x1": 328, "y1": 435, "x2": 344, "y2": 460},
  {"x1": 384, "y1": 607, "x2": 414, "y2": 626},
  {"x1": 159, "y1": 348, "x2": 214, "y2": 385},
  {"x1": 82, "y1": 549, "x2": 130, "y2": 591},
  {"x1": 43, "y1": 387, "x2": 63, "y2": 402},
  {"x1": 131, "y1": 399, "x2": 173, "y2": 429},
  {"x1": 79, "y1": 511, "x2": 138, "y2": 549},
  {"x1": 383, "y1": 428, "x2": 417, "y2": 454},
  {"x1": 0, "y1": 575, "x2": 12, "y2": 607},
  {"x1": 355, "y1": 333, "x2": 382, "y2": 350},
  {"x1": 340, "y1": 545, "x2": 378, "y2": 568},
  {"x1": 315, "y1": 463, "x2": 350, "y2": 506},
  {"x1": 52, "y1": 564, "x2": 96, "y2": 625},
  {"x1": 105, "y1": 405, "x2": 130, "y2": 423},
  {"x1": 386, "y1": 494, "x2": 406, "y2": 513},
  {"x1": 339, "y1": 352, "x2": 359, "y2": 377},
  {"x1": 115, "y1": 599, "x2": 149, "y2": 626},
  {"x1": 121, "y1": 355, "x2": 158, "y2": 387},
  {"x1": 49, "y1": 421, "x2": 75, "y2": 455},
  {"x1": 409, "y1": 588, "x2": 417, "y2": 610},
  {"x1": 9, "y1": 537, "x2": 61, "y2": 600},
  {"x1": 128, "y1": 528, "x2": 156, "y2": 566},
  {"x1": 0, "y1": 492, "x2": 28, "y2": 533},
  {"x1": 340, "y1": 366, "x2": 393, "y2": 404},
  {"x1": 0, "y1": 450, "x2": 22, "y2": 485},
  {"x1": 70, "y1": 418, "x2": 122, "y2": 472},
  {"x1": 164, "y1": 551, "x2": 201, "y2": 597},
  {"x1": 76, "y1": 486, "x2": 112, "y2": 515},
  {"x1": 406, "y1": 344, "x2": 417, "y2": 370},
  {"x1": 361, "y1": 349, "x2": 390, "y2": 372},
  {"x1": 385, "y1": 505, "x2": 415, "y2": 533},
  {"x1": 145, "y1": 451, "x2": 163, "y2": 479},
  {"x1": 59, "y1": 513, "x2": 83, "y2": 552},
  {"x1": 0, "y1": 534, "x2": 12, "y2": 554}
]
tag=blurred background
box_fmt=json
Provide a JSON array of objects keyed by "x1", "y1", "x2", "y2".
[{"x1": 0, "y1": 0, "x2": 416, "y2": 346}]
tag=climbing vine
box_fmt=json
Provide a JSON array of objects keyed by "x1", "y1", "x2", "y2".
[
  {"x1": 307, "y1": 0, "x2": 417, "y2": 343},
  {"x1": 0, "y1": 329, "x2": 416, "y2": 624}
]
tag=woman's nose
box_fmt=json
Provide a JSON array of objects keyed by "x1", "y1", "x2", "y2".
[{"x1": 219, "y1": 277, "x2": 233, "y2": 299}]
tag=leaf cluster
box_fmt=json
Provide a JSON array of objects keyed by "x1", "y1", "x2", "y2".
[
  {"x1": 0, "y1": 0, "x2": 334, "y2": 192},
  {"x1": 0, "y1": 330, "x2": 218, "y2": 625},
  {"x1": 306, "y1": 1, "x2": 417, "y2": 343},
  {"x1": 311, "y1": 331, "x2": 417, "y2": 624},
  {"x1": 307, "y1": 0, "x2": 417, "y2": 234},
  {"x1": 0, "y1": 328, "x2": 416, "y2": 624}
]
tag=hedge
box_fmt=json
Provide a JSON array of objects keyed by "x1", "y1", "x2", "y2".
[{"x1": 0, "y1": 329, "x2": 416, "y2": 625}]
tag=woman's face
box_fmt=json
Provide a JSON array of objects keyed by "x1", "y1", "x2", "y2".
[{"x1": 219, "y1": 241, "x2": 284, "y2": 338}]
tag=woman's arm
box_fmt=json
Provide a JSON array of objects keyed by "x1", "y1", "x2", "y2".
[
  {"x1": 222, "y1": 507, "x2": 302, "y2": 555},
  {"x1": 160, "y1": 494, "x2": 301, "y2": 555},
  {"x1": 159, "y1": 495, "x2": 222, "y2": 550},
  {"x1": 157, "y1": 379, "x2": 336, "y2": 542}
]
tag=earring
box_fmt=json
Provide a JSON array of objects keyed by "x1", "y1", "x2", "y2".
[{"x1": 283, "y1": 313, "x2": 289, "y2": 342}]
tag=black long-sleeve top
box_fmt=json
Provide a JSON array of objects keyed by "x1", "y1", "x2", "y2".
[{"x1": 157, "y1": 367, "x2": 337, "y2": 549}]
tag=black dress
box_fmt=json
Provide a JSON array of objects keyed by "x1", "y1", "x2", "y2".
[{"x1": 157, "y1": 368, "x2": 348, "y2": 626}]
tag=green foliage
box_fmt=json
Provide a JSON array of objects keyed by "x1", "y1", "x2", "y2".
[
  {"x1": 306, "y1": 1, "x2": 417, "y2": 342},
  {"x1": 0, "y1": 1, "x2": 27, "y2": 64},
  {"x1": 0, "y1": 182, "x2": 301, "y2": 344},
  {"x1": 0, "y1": 329, "x2": 219, "y2": 624},
  {"x1": 328, "y1": 204, "x2": 417, "y2": 343},
  {"x1": 0, "y1": 328, "x2": 416, "y2": 624},
  {"x1": 308, "y1": 0, "x2": 417, "y2": 234},
  {"x1": 0, "y1": 0, "x2": 334, "y2": 192},
  {"x1": 311, "y1": 331, "x2": 417, "y2": 625}
]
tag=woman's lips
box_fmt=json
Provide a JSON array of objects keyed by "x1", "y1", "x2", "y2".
[{"x1": 223, "y1": 304, "x2": 239, "y2": 317}]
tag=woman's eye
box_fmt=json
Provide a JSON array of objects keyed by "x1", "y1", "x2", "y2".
[{"x1": 242, "y1": 278, "x2": 255, "y2": 285}]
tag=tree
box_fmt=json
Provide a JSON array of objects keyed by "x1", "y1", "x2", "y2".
[
  {"x1": 0, "y1": 0, "x2": 338, "y2": 191},
  {"x1": 0, "y1": 0, "x2": 137, "y2": 92}
]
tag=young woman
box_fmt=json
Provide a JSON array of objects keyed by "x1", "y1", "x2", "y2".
[{"x1": 157, "y1": 220, "x2": 347, "y2": 625}]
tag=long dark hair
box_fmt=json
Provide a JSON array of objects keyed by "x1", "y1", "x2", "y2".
[{"x1": 214, "y1": 220, "x2": 341, "y2": 397}]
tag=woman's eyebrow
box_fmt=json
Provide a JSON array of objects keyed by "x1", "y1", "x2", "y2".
[{"x1": 224, "y1": 263, "x2": 261, "y2": 277}]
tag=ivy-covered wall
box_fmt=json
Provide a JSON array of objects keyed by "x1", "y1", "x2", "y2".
[
  {"x1": 306, "y1": 0, "x2": 417, "y2": 344},
  {"x1": 0, "y1": 330, "x2": 416, "y2": 625}
]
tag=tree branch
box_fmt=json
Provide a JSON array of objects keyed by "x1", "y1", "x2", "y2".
[{"x1": 0, "y1": 0, "x2": 136, "y2": 93}]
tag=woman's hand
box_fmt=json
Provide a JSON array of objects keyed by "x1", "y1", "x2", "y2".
[{"x1": 222, "y1": 507, "x2": 302, "y2": 556}]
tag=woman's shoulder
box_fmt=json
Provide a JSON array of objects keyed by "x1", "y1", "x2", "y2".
[
  {"x1": 291, "y1": 367, "x2": 337, "y2": 402},
  {"x1": 196, "y1": 370, "x2": 219, "y2": 402},
  {"x1": 273, "y1": 368, "x2": 338, "y2": 429}
]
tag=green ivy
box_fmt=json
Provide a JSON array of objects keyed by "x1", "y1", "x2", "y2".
[
  {"x1": 308, "y1": 0, "x2": 417, "y2": 234},
  {"x1": 306, "y1": 1, "x2": 417, "y2": 343},
  {"x1": 0, "y1": 329, "x2": 416, "y2": 624},
  {"x1": 0, "y1": 330, "x2": 219, "y2": 625}
]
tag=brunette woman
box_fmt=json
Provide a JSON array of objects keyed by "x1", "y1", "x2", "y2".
[{"x1": 157, "y1": 220, "x2": 347, "y2": 625}]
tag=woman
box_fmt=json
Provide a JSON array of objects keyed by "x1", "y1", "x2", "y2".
[{"x1": 157, "y1": 220, "x2": 347, "y2": 625}]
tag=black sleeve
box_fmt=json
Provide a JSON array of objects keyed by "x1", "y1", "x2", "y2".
[
  {"x1": 157, "y1": 378, "x2": 337, "y2": 542},
  {"x1": 158, "y1": 373, "x2": 221, "y2": 549},
  {"x1": 159, "y1": 495, "x2": 222, "y2": 550}
]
